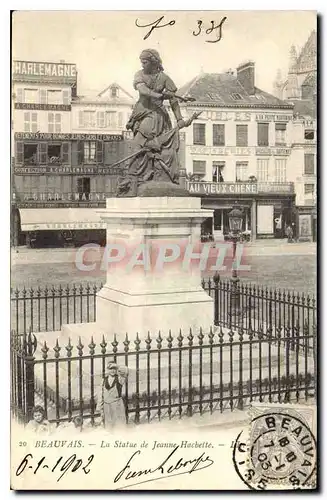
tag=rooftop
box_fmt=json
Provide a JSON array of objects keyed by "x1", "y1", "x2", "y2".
[{"x1": 178, "y1": 72, "x2": 293, "y2": 108}]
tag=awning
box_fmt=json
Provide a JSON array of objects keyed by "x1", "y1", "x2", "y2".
[{"x1": 19, "y1": 208, "x2": 106, "y2": 231}]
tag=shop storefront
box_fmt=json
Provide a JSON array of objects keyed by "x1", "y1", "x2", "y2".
[
  {"x1": 187, "y1": 181, "x2": 296, "y2": 240},
  {"x1": 18, "y1": 208, "x2": 106, "y2": 248}
]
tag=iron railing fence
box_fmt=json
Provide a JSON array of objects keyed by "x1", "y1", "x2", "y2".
[{"x1": 11, "y1": 324, "x2": 316, "y2": 427}]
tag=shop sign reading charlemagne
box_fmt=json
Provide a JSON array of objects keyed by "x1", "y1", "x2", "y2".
[{"x1": 13, "y1": 61, "x2": 77, "y2": 82}]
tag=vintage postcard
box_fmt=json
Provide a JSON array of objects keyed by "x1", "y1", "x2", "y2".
[{"x1": 10, "y1": 10, "x2": 317, "y2": 490}]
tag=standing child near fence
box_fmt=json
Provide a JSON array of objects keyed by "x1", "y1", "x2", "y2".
[{"x1": 96, "y1": 361, "x2": 129, "y2": 429}]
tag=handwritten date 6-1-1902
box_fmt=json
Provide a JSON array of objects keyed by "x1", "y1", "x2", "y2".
[{"x1": 15, "y1": 453, "x2": 94, "y2": 482}]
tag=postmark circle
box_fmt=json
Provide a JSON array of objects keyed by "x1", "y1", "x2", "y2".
[{"x1": 233, "y1": 411, "x2": 316, "y2": 490}]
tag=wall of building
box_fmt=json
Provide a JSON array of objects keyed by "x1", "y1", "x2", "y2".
[{"x1": 182, "y1": 107, "x2": 293, "y2": 184}]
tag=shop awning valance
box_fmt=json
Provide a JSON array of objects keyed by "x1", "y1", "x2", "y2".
[{"x1": 19, "y1": 208, "x2": 106, "y2": 231}]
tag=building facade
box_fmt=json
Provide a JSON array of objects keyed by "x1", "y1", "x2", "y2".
[
  {"x1": 11, "y1": 61, "x2": 135, "y2": 247},
  {"x1": 177, "y1": 62, "x2": 296, "y2": 240},
  {"x1": 273, "y1": 30, "x2": 317, "y2": 241}
]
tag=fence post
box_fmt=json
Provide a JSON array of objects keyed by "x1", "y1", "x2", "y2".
[
  {"x1": 213, "y1": 272, "x2": 220, "y2": 326},
  {"x1": 24, "y1": 330, "x2": 37, "y2": 423}
]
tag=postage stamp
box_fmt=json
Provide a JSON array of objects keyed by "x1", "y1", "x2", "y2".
[{"x1": 233, "y1": 403, "x2": 317, "y2": 490}]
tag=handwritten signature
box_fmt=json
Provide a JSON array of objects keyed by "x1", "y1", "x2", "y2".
[
  {"x1": 135, "y1": 15, "x2": 227, "y2": 43},
  {"x1": 114, "y1": 445, "x2": 214, "y2": 488}
]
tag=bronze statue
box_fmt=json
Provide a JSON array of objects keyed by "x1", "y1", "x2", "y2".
[{"x1": 116, "y1": 49, "x2": 201, "y2": 197}]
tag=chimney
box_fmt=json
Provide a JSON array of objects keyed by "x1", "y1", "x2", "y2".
[{"x1": 237, "y1": 61, "x2": 255, "y2": 95}]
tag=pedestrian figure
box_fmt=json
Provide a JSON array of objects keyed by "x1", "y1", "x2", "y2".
[
  {"x1": 96, "y1": 362, "x2": 129, "y2": 429},
  {"x1": 26, "y1": 405, "x2": 53, "y2": 434},
  {"x1": 286, "y1": 225, "x2": 293, "y2": 243}
]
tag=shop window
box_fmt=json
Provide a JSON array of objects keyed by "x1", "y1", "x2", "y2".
[
  {"x1": 77, "y1": 177, "x2": 91, "y2": 195},
  {"x1": 212, "y1": 124, "x2": 225, "y2": 146},
  {"x1": 275, "y1": 123, "x2": 286, "y2": 145},
  {"x1": 24, "y1": 112, "x2": 38, "y2": 132},
  {"x1": 304, "y1": 154, "x2": 315, "y2": 175},
  {"x1": 257, "y1": 123, "x2": 269, "y2": 146},
  {"x1": 24, "y1": 144, "x2": 38, "y2": 164},
  {"x1": 48, "y1": 144, "x2": 61, "y2": 164},
  {"x1": 193, "y1": 123, "x2": 206, "y2": 145},
  {"x1": 304, "y1": 129, "x2": 315, "y2": 140},
  {"x1": 236, "y1": 124, "x2": 248, "y2": 147},
  {"x1": 48, "y1": 113, "x2": 61, "y2": 133},
  {"x1": 212, "y1": 161, "x2": 225, "y2": 182},
  {"x1": 84, "y1": 141, "x2": 96, "y2": 162},
  {"x1": 236, "y1": 161, "x2": 248, "y2": 181}
]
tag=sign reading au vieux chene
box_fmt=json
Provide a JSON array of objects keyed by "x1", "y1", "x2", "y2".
[{"x1": 188, "y1": 182, "x2": 258, "y2": 195}]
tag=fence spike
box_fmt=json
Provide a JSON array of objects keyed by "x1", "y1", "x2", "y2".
[
  {"x1": 112, "y1": 334, "x2": 118, "y2": 353},
  {"x1": 134, "y1": 332, "x2": 141, "y2": 351}
]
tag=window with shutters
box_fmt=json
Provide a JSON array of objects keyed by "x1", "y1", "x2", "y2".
[
  {"x1": 212, "y1": 161, "x2": 225, "y2": 182},
  {"x1": 47, "y1": 144, "x2": 61, "y2": 163},
  {"x1": 105, "y1": 111, "x2": 117, "y2": 128},
  {"x1": 118, "y1": 112, "x2": 124, "y2": 128},
  {"x1": 63, "y1": 89, "x2": 70, "y2": 105},
  {"x1": 62, "y1": 142, "x2": 70, "y2": 164},
  {"x1": 256, "y1": 159, "x2": 269, "y2": 181},
  {"x1": 77, "y1": 177, "x2": 91, "y2": 194},
  {"x1": 193, "y1": 124, "x2": 206, "y2": 145},
  {"x1": 193, "y1": 160, "x2": 206, "y2": 175},
  {"x1": 38, "y1": 143, "x2": 47, "y2": 163},
  {"x1": 274, "y1": 159, "x2": 287, "y2": 182},
  {"x1": 97, "y1": 111, "x2": 105, "y2": 128},
  {"x1": 96, "y1": 141, "x2": 103, "y2": 163},
  {"x1": 78, "y1": 110, "x2": 84, "y2": 128},
  {"x1": 47, "y1": 90, "x2": 62, "y2": 104},
  {"x1": 48, "y1": 113, "x2": 61, "y2": 133},
  {"x1": 235, "y1": 161, "x2": 248, "y2": 181},
  {"x1": 24, "y1": 112, "x2": 38, "y2": 132},
  {"x1": 236, "y1": 125, "x2": 248, "y2": 147},
  {"x1": 84, "y1": 141, "x2": 96, "y2": 162},
  {"x1": 304, "y1": 183, "x2": 315, "y2": 195},
  {"x1": 257, "y1": 122, "x2": 269, "y2": 146},
  {"x1": 15, "y1": 142, "x2": 24, "y2": 164},
  {"x1": 275, "y1": 123, "x2": 286, "y2": 145},
  {"x1": 39, "y1": 89, "x2": 47, "y2": 104},
  {"x1": 24, "y1": 89, "x2": 38, "y2": 103},
  {"x1": 304, "y1": 154, "x2": 315, "y2": 175},
  {"x1": 16, "y1": 88, "x2": 24, "y2": 103},
  {"x1": 23, "y1": 144, "x2": 38, "y2": 164},
  {"x1": 212, "y1": 124, "x2": 225, "y2": 146}
]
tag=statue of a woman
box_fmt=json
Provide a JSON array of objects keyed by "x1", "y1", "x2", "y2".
[{"x1": 117, "y1": 49, "x2": 198, "y2": 196}]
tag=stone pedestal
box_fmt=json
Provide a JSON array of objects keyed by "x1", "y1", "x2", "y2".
[{"x1": 62, "y1": 196, "x2": 214, "y2": 342}]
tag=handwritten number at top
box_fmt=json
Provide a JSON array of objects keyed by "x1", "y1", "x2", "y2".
[
  {"x1": 193, "y1": 18, "x2": 227, "y2": 43},
  {"x1": 135, "y1": 16, "x2": 227, "y2": 43}
]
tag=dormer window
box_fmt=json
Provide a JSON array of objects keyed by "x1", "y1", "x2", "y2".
[{"x1": 231, "y1": 93, "x2": 243, "y2": 100}]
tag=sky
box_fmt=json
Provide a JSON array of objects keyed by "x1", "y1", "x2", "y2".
[{"x1": 12, "y1": 11, "x2": 316, "y2": 97}]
